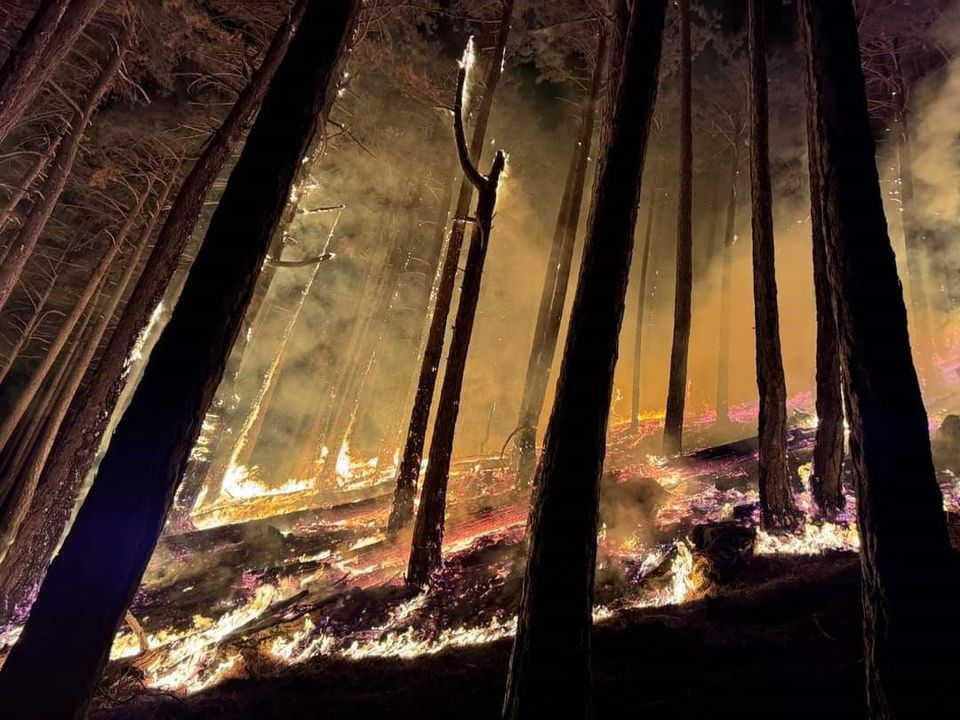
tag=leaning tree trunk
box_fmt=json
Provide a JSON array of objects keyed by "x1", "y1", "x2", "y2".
[
  {"x1": 716, "y1": 148, "x2": 739, "y2": 424},
  {"x1": 0, "y1": 3, "x2": 357, "y2": 716},
  {"x1": 798, "y1": 1, "x2": 958, "y2": 716},
  {"x1": 387, "y1": 0, "x2": 515, "y2": 534},
  {"x1": 502, "y1": 2, "x2": 666, "y2": 716},
  {"x1": 663, "y1": 0, "x2": 694, "y2": 455},
  {"x1": 0, "y1": 28, "x2": 130, "y2": 315},
  {"x1": 513, "y1": 30, "x2": 607, "y2": 487},
  {"x1": 0, "y1": 3, "x2": 305, "y2": 620},
  {"x1": 631, "y1": 188, "x2": 657, "y2": 431},
  {"x1": 0, "y1": 124, "x2": 65, "y2": 236},
  {"x1": 748, "y1": 0, "x2": 796, "y2": 529},
  {"x1": 407, "y1": 63, "x2": 506, "y2": 587},
  {"x1": 807, "y1": 90, "x2": 845, "y2": 516}
]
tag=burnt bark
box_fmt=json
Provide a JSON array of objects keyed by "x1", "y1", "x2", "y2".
[
  {"x1": 0, "y1": 2, "x2": 358, "y2": 716},
  {"x1": 513, "y1": 30, "x2": 607, "y2": 487},
  {"x1": 407, "y1": 63, "x2": 507, "y2": 587},
  {"x1": 387, "y1": 0, "x2": 515, "y2": 534},
  {"x1": 748, "y1": 0, "x2": 796, "y2": 529},
  {"x1": 502, "y1": 1, "x2": 666, "y2": 716},
  {"x1": 0, "y1": 27, "x2": 130, "y2": 314},
  {"x1": 716, "y1": 148, "x2": 739, "y2": 424},
  {"x1": 798, "y1": 0, "x2": 958, "y2": 716},
  {"x1": 630, "y1": 189, "x2": 657, "y2": 430},
  {"x1": 0, "y1": 3, "x2": 305, "y2": 620},
  {"x1": 663, "y1": 0, "x2": 694, "y2": 455}
]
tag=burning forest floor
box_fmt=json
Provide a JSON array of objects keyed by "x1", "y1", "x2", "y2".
[{"x1": 7, "y1": 398, "x2": 960, "y2": 718}]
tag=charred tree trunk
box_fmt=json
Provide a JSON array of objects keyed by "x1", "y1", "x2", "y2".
[
  {"x1": 502, "y1": 2, "x2": 666, "y2": 715},
  {"x1": 0, "y1": 28, "x2": 130, "y2": 314},
  {"x1": 513, "y1": 31, "x2": 607, "y2": 487},
  {"x1": 0, "y1": 3, "x2": 357, "y2": 716},
  {"x1": 631, "y1": 189, "x2": 657, "y2": 431},
  {"x1": 716, "y1": 148, "x2": 739, "y2": 424},
  {"x1": 663, "y1": 0, "x2": 694, "y2": 455},
  {"x1": 407, "y1": 64, "x2": 506, "y2": 587},
  {"x1": 798, "y1": 0, "x2": 957, "y2": 715},
  {"x1": 748, "y1": 0, "x2": 796, "y2": 529},
  {"x1": 387, "y1": 0, "x2": 515, "y2": 534},
  {"x1": 0, "y1": 4, "x2": 305, "y2": 619}
]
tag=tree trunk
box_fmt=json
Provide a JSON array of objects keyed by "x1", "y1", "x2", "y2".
[
  {"x1": 407, "y1": 63, "x2": 507, "y2": 587},
  {"x1": 502, "y1": 2, "x2": 666, "y2": 716},
  {"x1": 0, "y1": 2, "x2": 357, "y2": 716},
  {"x1": 0, "y1": 26, "x2": 130, "y2": 315},
  {"x1": 807, "y1": 84, "x2": 845, "y2": 516},
  {"x1": 716, "y1": 149, "x2": 739, "y2": 425},
  {"x1": 663, "y1": 0, "x2": 694, "y2": 455},
  {"x1": 0, "y1": 180, "x2": 150, "y2": 460},
  {"x1": 513, "y1": 31, "x2": 607, "y2": 487},
  {"x1": 631, "y1": 190, "x2": 657, "y2": 431},
  {"x1": 798, "y1": 1, "x2": 957, "y2": 716},
  {"x1": 387, "y1": 0, "x2": 515, "y2": 534},
  {"x1": 0, "y1": 4, "x2": 305, "y2": 618},
  {"x1": 748, "y1": 0, "x2": 796, "y2": 529},
  {"x1": 0, "y1": 124, "x2": 66, "y2": 236}
]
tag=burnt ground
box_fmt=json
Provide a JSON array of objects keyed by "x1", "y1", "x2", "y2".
[{"x1": 94, "y1": 551, "x2": 869, "y2": 720}]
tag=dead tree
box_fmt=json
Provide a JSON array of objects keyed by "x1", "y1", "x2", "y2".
[
  {"x1": 407, "y1": 62, "x2": 507, "y2": 587},
  {"x1": 0, "y1": 25, "x2": 131, "y2": 314},
  {"x1": 513, "y1": 29, "x2": 607, "y2": 487},
  {"x1": 503, "y1": 1, "x2": 666, "y2": 715},
  {"x1": 388, "y1": 0, "x2": 515, "y2": 533},
  {"x1": 0, "y1": 2, "x2": 358, "y2": 716},
  {"x1": 748, "y1": 0, "x2": 796, "y2": 528},
  {"x1": 631, "y1": 185, "x2": 657, "y2": 431},
  {"x1": 716, "y1": 146, "x2": 740, "y2": 424},
  {"x1": 798, "y1": 0, "x2": 958, "y2": 715},
  {"x1": 0, "y1": 2, "x2": 307, "y2": 620},
  {"x1": 663, "y1": 0, "x2": 694, "y2": 455}
]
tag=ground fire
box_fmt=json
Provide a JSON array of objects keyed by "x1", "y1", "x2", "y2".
[{"x1": 0, "y1": 0, "x2": 957, "y2": 718}]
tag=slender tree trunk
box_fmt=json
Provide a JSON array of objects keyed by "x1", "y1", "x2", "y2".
[
  {"x1": 798, "y1": 1, "x2": 957, "y2": 716},
  {"x1": 663, "y1": 0, "x2": 694, "y2": 455},
  {"x1": 716, "y1": 150, "x2": 739, "y2": 424},
  {"x1": 748, "y1": 0, "x2": 796, "y2": 529},
  {"x1": 0, "y1": 125, "x2": 65, "y2": 236},
  {"x1": 502, "y1": 2, "x2": 666, "y2": 715},
  {"x1": 513, "y1": 31, "x2": 607, "y2": 487},
  {"x1": 0, "y1": 27, "x2": 130, "y2": 315},
  {"x1": 631, "y1": 190, "x2": 657, "y2": 430},
  {"x1": 807, "y1": 89, "x2": 845, "y2": 516},
  {"x1": 0, "y1": 3, "x2": 357, "y2": 715},
  {"x1": 387, "y1": 0, "x2": 515, "y2": 534},
  {"x1": 0, "y1": 5, "x2": 305, "y2": 617},
  {"x1": 0, "y1": 181, "x2": 150, "y2": 459},
  {"x1": 407, "y1": 63, "x2": 506, "y2": 587}
]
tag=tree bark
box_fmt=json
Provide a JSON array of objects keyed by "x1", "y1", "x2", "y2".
[
  {"x1": 513, "y1": 30, "x2": 607, "y2": 487},
  {"x1": 407, "y1": 64, "x2": 506, "y2": 587},
  {"x1": 748, "y1": 0, "x2": 796, "y2": 529},
  {"x1": 630, "y1": 189, "x2": 656, "y2": 431},
  {"x1": 0, "y1": 4, "x2": 306, "y2": 618},
  {"x1": 387, "y1": 0, "x2": 515, "y2": 534},
  {"x1": 0, "y1": 26, "x2": 130, "y2": 315},
  {"x1": 0, "y1": 2, "x2": 357, "y2": 716},
  {"x1": 502, "y1": 2, "x2": 666, "y2": 716},
  {"x1": 798, "y1": 1, "x2": 957, "y2": 716},
  {"x1": 663, "y1": 0, "x2": 694, "y2": 455}
]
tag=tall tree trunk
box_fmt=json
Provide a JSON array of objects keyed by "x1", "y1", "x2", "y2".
[
  {"x1": 631, "y1": 189, "x2": 657, "y2": 431},
  {"x1": 0, "y1": 3, "x2": 357, "y2": 715},
  {"x1": 748, "y1": 0, "x2": 796, "y2": 529},
  {"x1": 663, "y1": 0, "x2": 694, "y2": 455},
  {"x1": 716, "y1": 149, "x2": 739, "y2": 424},
  {"x1": 807, "y1": 88, "x2": 845, "y2": 516},
  {"x1": 513, "y1": 31, "x2": 607, "y2": 487},
  {"x1": 0, "y1": 27, "x2": 130, "y2": 314},
  {"x1": 798, "y1": 1, "x2": 957, "y2": 716},
  {"x1": 0, "y1": 4, "x2": 305, "y2": 619},
  {"x1": 407, "y1": 63, "x2": 506, "y2": 587},
  {"x1": 387, "y1": 0, "x2": 515, "y2": 534},
  {"x1": 0, "y1": 125, "x2": 66, "y2": 236},
  {"x1": 0, "y1": 180, "x2": 151, "y2": 459},
  {"x1": 0, "y1": 0, "x2": 71, "y2": 143},
  {"x1": 502, "y1": 2, "x2": 666, "y2": 715}
]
